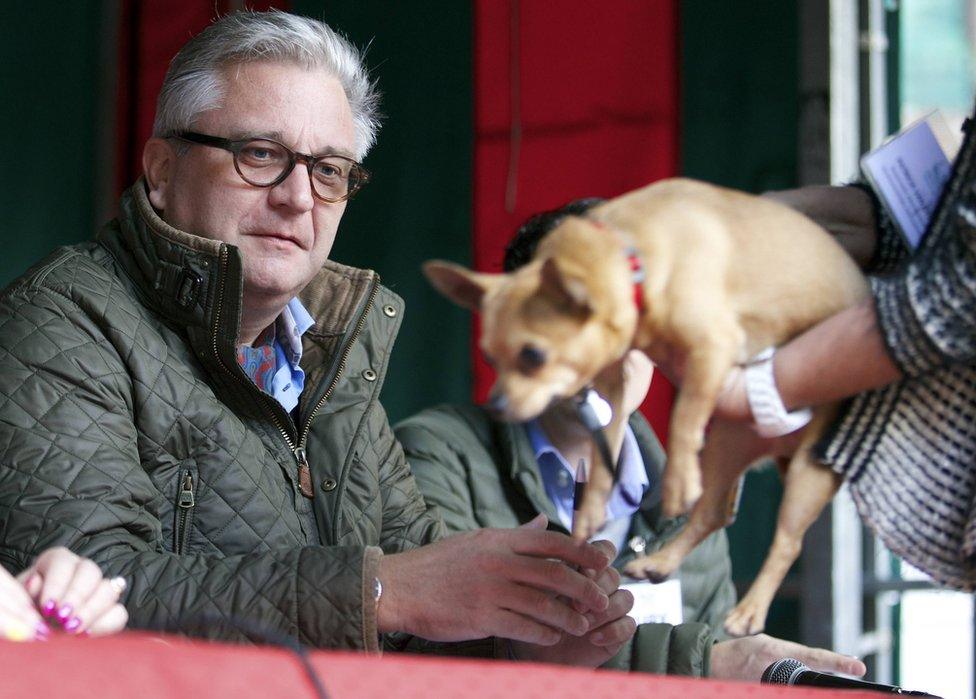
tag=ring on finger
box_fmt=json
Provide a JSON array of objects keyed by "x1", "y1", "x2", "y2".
[{"x1": 107, "y1": 577, "x2": 127, "y2": 595}]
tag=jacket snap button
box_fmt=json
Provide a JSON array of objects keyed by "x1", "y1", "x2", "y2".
[
  {"x1": 362, "y1": 369, "x2": 377, "y2": 381},
  {"x1": 628, "y1": 535, "x2": 647, "y2": 554},
  {"x1": 321, "y1": 478, "x2": 338, "y2": 492},
  {"x1": 382, "y1": 304, "x2": 397, "y2": 318},
  {"x1": 957, "y1": 203, "x2": 976, "y2": 228}
]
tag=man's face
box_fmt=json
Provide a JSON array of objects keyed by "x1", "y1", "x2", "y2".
[{"x1": 147, "y1": 61, "x2": 357, "y2": 305}]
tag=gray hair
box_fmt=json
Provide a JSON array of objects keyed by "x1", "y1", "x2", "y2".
[{"x1": 152, "y1": 11, "x2": 381, "y2": 160}]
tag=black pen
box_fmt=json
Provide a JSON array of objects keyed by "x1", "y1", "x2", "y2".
[{"x1": 572, "y1": 458, "x2": 587, "y2": 533}]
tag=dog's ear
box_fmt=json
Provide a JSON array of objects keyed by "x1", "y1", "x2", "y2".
[
  {"x1": 422, "y1": 260, "x2": 502, "y2": 310},
  {"x1": 539, "y1": 257, "x2": 591, "y2": 314}
]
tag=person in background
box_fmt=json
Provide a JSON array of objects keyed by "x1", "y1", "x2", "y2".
[
  {"x1": 712, "y1": 108, "x2": 976, "y2": 591},
  {"x1": 397, "y1": 200, "x2": 867, "y2": 680},
  {"x1": 0, "y1": 10, "x2": 630, "y2": 665}
]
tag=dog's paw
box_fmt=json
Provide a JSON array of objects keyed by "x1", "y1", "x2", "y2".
[
  {"x1": 622, "y1": 551, "x2": 680, "y2": 583},
  {"x1": 723, "y1": 599, "x2": 769, "y2": 637}
]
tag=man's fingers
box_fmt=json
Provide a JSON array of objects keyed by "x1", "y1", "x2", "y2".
[
  {"x1": 508, "y1": 530, "x2": 611, "y2": 572},
  {"x1": 795, "y1": 646, "x2": 866, "y2": 677},
  {"x1": 506, "y1": 557, "x2": 609, "y2": 613},
  {"x1": 587, "y1": 614, "x2": 637, "y2": 648},
  {"x1": 586, "y1": 562, "x2": 620, "y2": 595},
  {"x1": 501, "y1": 583, "x2": 591, "y2": 637},
  {"x1": 588, "y1": 539, "x2": 618, "y2": 569},
  {"x1": 584, "y1": 588, "x2": 634, "y2": 630},
  {"x1": 490, "y1": 608, "x2": 562, "y2": 646},
  {"x1": 518, "y1": 513, "x2": 548, "y2": 530}
]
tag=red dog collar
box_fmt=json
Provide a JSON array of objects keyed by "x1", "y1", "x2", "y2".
[{"x1": 587, "y1": 219, "x2": 646, "y2": 314}]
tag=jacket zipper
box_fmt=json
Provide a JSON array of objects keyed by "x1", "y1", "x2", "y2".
[
  {"x1": 210, "y1": 245, "x2": 380, "y2": 499},
  {"x1": 292, "y1": 277, "x2": 380, "y2": 497},
  {"x1": 175, "y1": 470, "x2": 195, "y2": 555}
]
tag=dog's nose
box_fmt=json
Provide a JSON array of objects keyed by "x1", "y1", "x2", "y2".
[{"x1": 486, "y1": 391, "x2": 509, "y2": 416}]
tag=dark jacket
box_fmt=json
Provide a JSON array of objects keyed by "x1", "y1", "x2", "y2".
[
  {"x1": 396, "y1": 403, "x2": 739, "y2": 674},
  {"x1": 0, "y1": 180, "x2": 447, "y2": 652}
]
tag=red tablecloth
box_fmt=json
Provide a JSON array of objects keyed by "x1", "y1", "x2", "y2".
[{"x1": 0, "y1": 632, "x2": 879, "y2": 699}]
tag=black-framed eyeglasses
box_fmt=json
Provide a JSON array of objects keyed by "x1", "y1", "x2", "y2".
[{"x1": 174, "y1": 131, "x2": 370, "y2": 204}]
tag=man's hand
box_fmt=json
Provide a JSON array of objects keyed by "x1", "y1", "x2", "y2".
[
  {"x1": 710, "y1": 633, "x2": 866, "y2": 681},
  {"x1": 377, "y1": 515, "x2": 612, "y2": 645},
  {"x1": 510, "y1": 540, "x2": 637, "y2": 666}
]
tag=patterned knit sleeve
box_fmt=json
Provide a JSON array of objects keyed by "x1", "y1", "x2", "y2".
[{"x1": 870, "y1": 196, "x2": 976, "y2": 376}]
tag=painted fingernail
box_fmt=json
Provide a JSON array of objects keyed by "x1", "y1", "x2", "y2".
[
  {"x1": 34, "y1": 622, "x2": 50, "y2": 641},
  {"x1": 41, "y1": 600, "x2": 57, "y2": 617},
  {"x1": 63, "y1": 617, "x2": 82, "y2": 633},
  {"x1": 56, "y1": 604, "x2": 73, "y2": 623}
]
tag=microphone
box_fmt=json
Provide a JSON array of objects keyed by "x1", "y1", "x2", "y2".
[{"x1": 761, "y1": 658, "x2": 943, "y2": 697}]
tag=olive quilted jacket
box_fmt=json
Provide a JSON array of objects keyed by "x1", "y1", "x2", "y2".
[{"x1": 0, "y1": 180, "x2": 443, "y2": 651}]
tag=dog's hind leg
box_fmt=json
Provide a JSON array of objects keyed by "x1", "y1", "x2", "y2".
[
  {"x1": 624, "y1": 419, "x2": 767, "y2": 582},
  {"x1": 723, "y1": 411, "x2": 842, "y2": 637}
]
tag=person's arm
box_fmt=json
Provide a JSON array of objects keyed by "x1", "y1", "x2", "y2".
[
  {"x1": 720, "y1": 183, "x2": 975, "y2": 419},
  {"x1": 396, "y1": 412, "x2": 641, "y2": 665},
  {"x1": 717, "y1": 299, "x2": 903, "y2": 420},
  {"x1": 762, "y1": 184, "x2": 880, "y2": 268},
  {"x1": 0, "y1": 287, "x2": 621, "y2": 655}
]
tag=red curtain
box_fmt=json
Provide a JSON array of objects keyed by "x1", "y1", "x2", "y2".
[{"x1": 472, "y1": 1, "x2": 679, "y2": 442}]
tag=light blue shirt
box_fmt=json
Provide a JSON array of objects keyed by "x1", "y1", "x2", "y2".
[
  {"x1": 269, "y1": 298, "x2": 315, "y2": 413},
  {"x1": 525, "y1": 420, "x2": 650, "y2": 553}
]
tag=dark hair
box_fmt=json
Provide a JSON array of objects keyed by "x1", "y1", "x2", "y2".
[{"x1": 502, "y1": 197, "x2": 605, "y2": 272}]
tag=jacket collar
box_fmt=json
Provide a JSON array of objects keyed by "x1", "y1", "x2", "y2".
[
  {"x1": 98, "y1": 178, "x2": 379, "y2": 350},
  {"x1": 490, "y1": 419, "x2": 565, "y2": 529},
  {"x1": 492, "y1": 410, "x2": 668, "y2": 534}
]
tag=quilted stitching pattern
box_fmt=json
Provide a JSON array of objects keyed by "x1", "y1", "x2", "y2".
[{"x1": 0, "y1": 208, "x2": 441, "y2": 650}]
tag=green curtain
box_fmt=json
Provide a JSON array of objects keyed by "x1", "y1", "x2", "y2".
[
  {"x1": 1, "y1": 3, "x2": 105, "y2": 288},
  {"x1": 681, "y1": 1, "x2": 801, "y2": 641},
  {"x1": 293, "y1": 2, "x2": 474, "y2": 423}
]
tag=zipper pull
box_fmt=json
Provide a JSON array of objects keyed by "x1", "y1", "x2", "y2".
[
  {"x1": 178, "y1": 473, "x2": 195, "y2": 508},
  {"x1": 295, "y1": 447, "x2": 315, "y2": 499}
]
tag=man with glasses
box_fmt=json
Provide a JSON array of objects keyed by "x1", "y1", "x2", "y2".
[{"x1": 0, "y1": 11, "x2": 632, "y2": 664}]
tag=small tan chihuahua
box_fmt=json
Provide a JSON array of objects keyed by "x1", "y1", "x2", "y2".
[{"x1": 424, "y1": 178, "x2": 868, "y2": 635}]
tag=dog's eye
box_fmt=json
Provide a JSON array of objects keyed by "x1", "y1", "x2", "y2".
[{"x1": 517, "y1": 345, "x2": 546, "y2": 373}]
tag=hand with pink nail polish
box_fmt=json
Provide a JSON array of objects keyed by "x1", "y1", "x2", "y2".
[
  {"x1": 14, "y1": 547, "x2": 128, "y2": 638},
  {"x1": 0, "y1": 560, "x2": 50, "y2": 642}
]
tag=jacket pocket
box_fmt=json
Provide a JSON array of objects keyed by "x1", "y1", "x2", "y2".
[{"x1": 173, "y1": 468, "x2": 196, "y2": 555}]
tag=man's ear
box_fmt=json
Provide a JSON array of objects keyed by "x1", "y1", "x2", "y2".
[
  {"x1": 422, "y1": 260, "x2": 503, "y2": 311},
  {"x1": 539, "y1": 257, "x2": 591, "y2": 314},
  {"x1": 142, "y1": 137, "x2": 176, "y2": 211}
]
